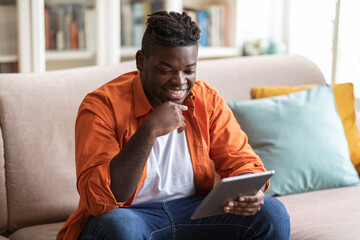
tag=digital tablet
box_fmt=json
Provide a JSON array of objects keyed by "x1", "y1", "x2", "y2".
[{"x1": 191, "y1": 170, "x2": 275, "y2": 220}]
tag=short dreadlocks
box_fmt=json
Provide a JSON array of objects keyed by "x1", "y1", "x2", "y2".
[{"x1": 141, "y1": 10, "x2": 201, "y2": 57}]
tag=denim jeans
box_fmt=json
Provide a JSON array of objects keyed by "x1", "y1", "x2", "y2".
[{"x1": 79, "y1": 195, "x2": 290, "y2": 240}]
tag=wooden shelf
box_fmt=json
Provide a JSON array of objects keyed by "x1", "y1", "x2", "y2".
[
  {"x1": 46, "y1": 50, "x2": 96, "y2": 61},
  {"x1": 198, "y1": 47, "x2": 240, "y2": 59},
  {"x1": 0, "y1": 55, "x2": 17, "y2": 63},
  {"x1": 120, "y1": 46, "x2": 240, "y2": 60}
]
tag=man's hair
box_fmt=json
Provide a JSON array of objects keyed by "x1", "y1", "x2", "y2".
[{"x1": 141, "y1": 10, "x2": 201, "y2": 57}]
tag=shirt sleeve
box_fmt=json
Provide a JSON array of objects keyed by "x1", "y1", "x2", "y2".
[
  {"x1": 75, "y1": 97, "x2": 130, "y2": 217},
  {"x1": 209, "y1": 92, "x2": 269, "y2": 190}
]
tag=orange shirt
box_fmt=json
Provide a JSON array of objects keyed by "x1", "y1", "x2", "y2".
[{"x1": 57, "y1": 71, "x2": 267, "y2": 240}]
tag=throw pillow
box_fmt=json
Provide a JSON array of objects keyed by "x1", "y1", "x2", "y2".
[
  {"x1": 228, "y1": 84, "x2": 360, "y2": 196},
  {"x1": 251, "y1": 83, "x2": 360, "y2": 176}
]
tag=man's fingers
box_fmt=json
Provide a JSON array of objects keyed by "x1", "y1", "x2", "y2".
[
  {"x1": 224, "y1": 195, "x2": 264, "y2": 216},
  {"x1": 224, "y1": 202, "x2": 263, "y2": 216},
  {"x1": 176, "y1": 104, "x2": 188, "y2": 112},
  {"x1": 177, "y1": 127, "x2": 184, "y2": 134},
  {"x1": 177, "y1": 117, "x2": 186, "y2": 133},
  {"x1": 223, "y1": 205, "x2": 260, "y2": 216},
  {"x1": 226, "y1": 200, "x2": 263, "y2": 209},
  {"x1": 232, "y1": 208, "x2": 260, "y2": 216},
  {"x1": 238, "y1": 195, "x2": 259, "y2": 203},
  {"x1": 174, "y1": 103, "x2": 187, "y2": 134}
]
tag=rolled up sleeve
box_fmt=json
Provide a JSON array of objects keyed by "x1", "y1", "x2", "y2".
[
  {"x1": 75, "y1": 98, "x2": 130, "y2": 217},
  {"x1": 209, "y1": 93, "x2": 269, "y2": 190}
]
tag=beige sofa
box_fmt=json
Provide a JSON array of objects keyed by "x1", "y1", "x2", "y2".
[{"x1": 0, "y1": 55, "x2": 359, "y2": 240}]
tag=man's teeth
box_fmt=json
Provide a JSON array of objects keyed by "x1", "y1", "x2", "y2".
[{"x1": 166, "y1": 89, "x2": 184, "y2": 94}]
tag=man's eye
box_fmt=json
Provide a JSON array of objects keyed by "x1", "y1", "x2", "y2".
[
  {"x1": 185, "y1": 69, "x2": 195, "y2": 74},
  {"x1": 160, "y1": 69, "x2": 171, "y2": 74}
]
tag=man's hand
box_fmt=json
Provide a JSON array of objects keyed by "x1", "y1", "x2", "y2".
[
  {"x1": 223, "y1": 189, "x2": 264, "y2": 216},
  {"x1": 143, "y1": 101, "x2": 188, "y2": 136},
  {"x1": 110, "y1": 101, "x2": 187, "y2": 202}
]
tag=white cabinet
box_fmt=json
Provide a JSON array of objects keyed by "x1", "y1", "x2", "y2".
[{"x1": 0, "y1": 0, "x2": 242, "y2": 73}]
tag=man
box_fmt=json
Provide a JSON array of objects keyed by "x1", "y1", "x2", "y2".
[{"x1": 57, "y1": 11, "x2": 290, "y2": 240}]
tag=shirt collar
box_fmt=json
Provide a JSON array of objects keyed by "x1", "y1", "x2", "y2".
[
  {"x1": 184, "y1": 90, "x2": 196, "y2": 110},
  {"x1": 133, "y1": 71, "x2": 153, "y2": 118}
]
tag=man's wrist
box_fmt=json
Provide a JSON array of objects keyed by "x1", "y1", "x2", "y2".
[{"x1": 138, "y1": 121, "x2": 158, "y2": 140}]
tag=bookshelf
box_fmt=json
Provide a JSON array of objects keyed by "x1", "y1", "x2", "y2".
[
  {"x1": 120, "y1": 0, "x2": 241, "y2": 61},
  {"x1": 0, "y1": 0, "x2": 241, "y2": 73},
  {"x1": 183, "y1": 0, "x2": 241, "y2": 59},
  {"x1": 43, "y1": 0, "x2": 100, "y2": 71}
]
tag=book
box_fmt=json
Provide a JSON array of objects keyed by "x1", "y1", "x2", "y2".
[
  {"x1": 71, "y1": 4, "x2": 82, "y2": 50},
  {"x1": 64, "y1": 5, "x2": 72, "y2": 49},
  {"x1": 151, "y1": 0, "x2": 163, "y2": 13},
  {"x1": 45, "y1": 5, "x2": 50, "y2": 50},
  {"x1": 56, "y1": 6, "x2": 65, "y2": 50},
  {"x1": 44, "y1": 3, "x2": 91, "y2": 51},
  {"x1": 210, "y1": 5, "x2": 221, "y2": 47},
  {"x1": 0, "y1": 5, "x2": 17, "y2": 55},
  {"x1": 0, "y1": 62, "x2": 18, "y2": 73},
  {"x1": 84, "y1": 7, "x2": 96, "y2": 51},
  {"x1": 185, "y1": 5, "x2": 231, "y2": 47},
  {"x1": 132, "y1": 2, "x2": 144, "y2": 47},
  {"x1": 71, "y1": 21, "x2": 78, "y2": 49},
  {"x1": 73, "y1": 4, "x2": 85, "y2": 49},
  {"x1": 197, "y1": 10, "x2": 208, "y2": 46},
  {"x1": 49, "y1": 6, "x2": 57, "y2": 50},
  {"x1": 121, "y1": 2, "x2": 133, "y2": 46},
  {"x1": 223, "y1": 5, "x2": 231, "y2": 46}
]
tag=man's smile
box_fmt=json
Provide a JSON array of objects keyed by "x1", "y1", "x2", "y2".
[
  {"x1": 163, "y1": 87, "x2": 188, "y2": 100},
  {"x1": 166, "y1": 89, "x2": 184, "y2": 94}
]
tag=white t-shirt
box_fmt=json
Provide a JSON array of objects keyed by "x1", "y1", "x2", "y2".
[{"x1": 132, "y1": 130, "x2": 196, "y2": 205}]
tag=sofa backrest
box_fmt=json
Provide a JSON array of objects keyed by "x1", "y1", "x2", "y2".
[
  {"x1": 196, "y1": 54, "x2": 326, "y2": 101},
  {"x1": 0, "y1": 54, "x2": 326, "y2": 233},
  {"x1": 0, "y1": 126, "x2": 6, "y2": 233},
  {"x1": 0, "y1": 61, "x2": 135, "y2": 232}
]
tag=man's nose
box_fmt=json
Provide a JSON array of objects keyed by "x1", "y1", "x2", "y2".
[{"x1": 173, "y1": 72, "x2": 186, "y2": 85}]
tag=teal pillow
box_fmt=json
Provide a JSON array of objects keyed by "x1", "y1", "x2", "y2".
[{"x1": 228, "y1": 84, "x2": 359, "y2": 196}]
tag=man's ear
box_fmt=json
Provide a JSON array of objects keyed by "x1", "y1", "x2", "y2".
[{"x1": 136, "y1": 50, "x2": 145, "y2": 71}]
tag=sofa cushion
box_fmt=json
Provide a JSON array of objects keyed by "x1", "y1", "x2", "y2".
[
  {"x1": 277, "y1": 184, "x2": 360, "y2": 240},
  {"x1": 8, "y1": 222, "x2": 64, "y2": 240},
  {"x1": 228, "y1": 84, "x2": 360, "y2": 196},
  {"x1": 0, "y1": 126, "x2": 7, "y2": 234},
  {"x1": 0, "y1": 61, "x2": 135, "y2": 232},
  {"x1": 251, "y1": 83, "x2": 360, "y2": 175},
  {"x1": 357, "y1": 100, "x2": 360, "y2": 129}
]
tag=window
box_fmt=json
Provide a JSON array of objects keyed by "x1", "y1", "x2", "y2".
[
  {"x1": 286, "y1": 0, "x2": 336, "y2": 83},
  {"x1": 285, "y1": 0, "x2": 360, "y2": 98},
  {"x1": 335, "y1": 0, "x2": 360, "y2": 97}
]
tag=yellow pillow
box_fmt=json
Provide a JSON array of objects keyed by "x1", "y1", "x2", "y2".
[{"x1": 251, "y1": 83, "x2": 360, "y2": 175}]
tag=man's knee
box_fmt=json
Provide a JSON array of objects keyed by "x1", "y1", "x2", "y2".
[
  {"x1": 259, "y1": 196, "x2": 290, "y2": 239},
  {"x1": 104, "y1": 208, "x2": 145, "y2": 235},
  {"x1": 82, "y1": 208, "x2": 147, "y2": 240}
]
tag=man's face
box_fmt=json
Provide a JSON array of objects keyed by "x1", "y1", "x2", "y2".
[{"x1": 137, "y1": 45, "x2": 198, "y2": 108}]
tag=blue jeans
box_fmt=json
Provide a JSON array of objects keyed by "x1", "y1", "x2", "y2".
[{"x1": 79, "y1": 195, "x2": 290, "y2": 240}]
